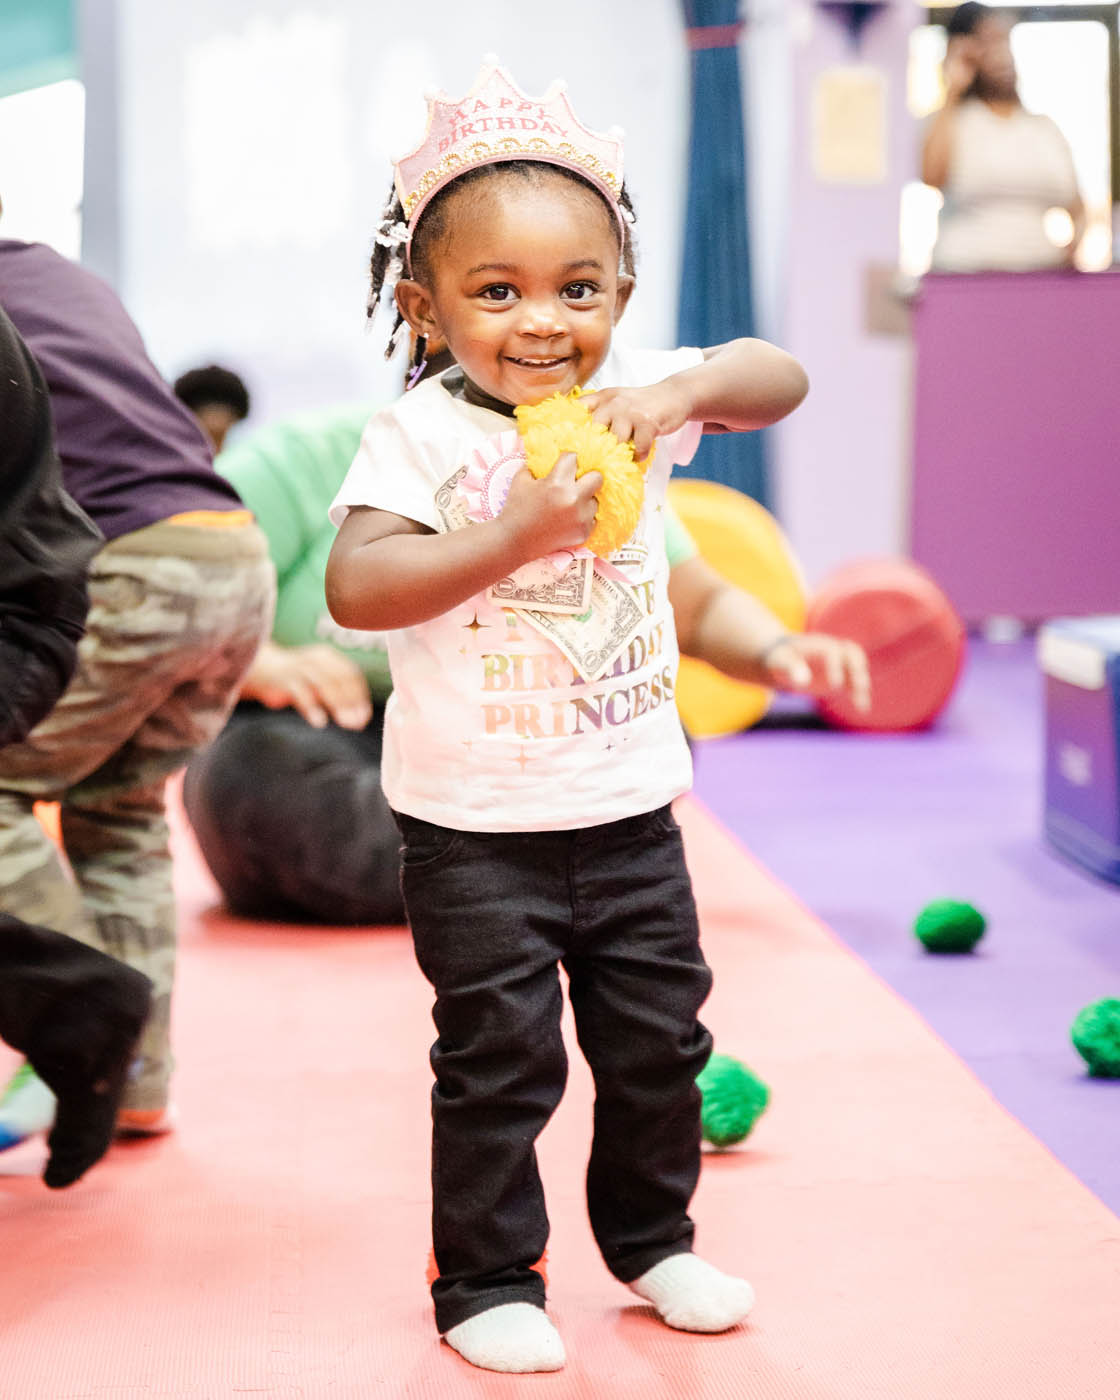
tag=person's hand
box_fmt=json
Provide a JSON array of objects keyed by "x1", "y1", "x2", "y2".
[
  {"x1": 761, "y1": 633, "x2": 871, "y2": 714},
  {"x1": 580, "y1": 380, "x2": 693, "y2": 464},
  {"x1": 942, "y1": 38, "x2": 978, "y2": 101},
  {"x1": 240, "y1": 641, "x2": 373, "y2": 730},
  {"x1": 498, "y1": 452, "x2": 603, "y2": 559}
]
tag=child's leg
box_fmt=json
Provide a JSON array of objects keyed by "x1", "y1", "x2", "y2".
[
  {"x1": 59, "y1": 760, "x2": 179, "y2": 1112},
  {"x1": 0, "y1": 523, "x2": 272, "y2": 1121},
  {"x1": 565, "y1": 806, "x2": 712, "y2": 1277},
  {"x1": 564, "y1": 805, "x2": 751, "y2": 1328},
  {"x1": 399, "y1": 817, "x2": 571, "y2": 1338}
]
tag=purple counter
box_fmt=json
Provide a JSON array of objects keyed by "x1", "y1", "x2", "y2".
[{"x1": 910, "y1": 270, "x2": 1120, "y2": 624}]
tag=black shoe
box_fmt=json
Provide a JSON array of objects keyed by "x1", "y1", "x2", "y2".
[{"x1": 31, "y1": 964, "x2": 152, "y2": 1190}]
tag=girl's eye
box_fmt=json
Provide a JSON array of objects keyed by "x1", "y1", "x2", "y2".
[
  {"x1": 479, "y1": 284, "x2": 516, "y2": 303},
  {"x1": 563, "y1": 281, "x2": 600, "y2": 302}
]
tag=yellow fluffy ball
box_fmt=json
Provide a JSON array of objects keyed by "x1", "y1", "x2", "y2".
[{"x1": 514, "y1": 389, "x2": 648, "y2": 559}]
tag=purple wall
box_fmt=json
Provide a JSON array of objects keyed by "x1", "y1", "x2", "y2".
[
  {"x1": 776, "y1": 1, "x2": 916, "y2": 586},
  {"x1": 911, "y1": 271, "x2": 1120, "y2": 622}
]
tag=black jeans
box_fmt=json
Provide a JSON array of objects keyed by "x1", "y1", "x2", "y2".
[
  {"x1": 396, "y1": 804, "x2": 713, "y2": 1333},
  {"x1": 183, "y1": 702, "x2": 405, "y2": 926}
]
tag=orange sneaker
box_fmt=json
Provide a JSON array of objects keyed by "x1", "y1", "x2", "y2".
[{"x1": 116, "y1": 1105, "x2": 177, "y2": 1137}]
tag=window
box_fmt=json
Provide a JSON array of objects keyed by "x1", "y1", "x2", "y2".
[{"x1": 0, "y1": 79, "x2": 85, "y2": 258}]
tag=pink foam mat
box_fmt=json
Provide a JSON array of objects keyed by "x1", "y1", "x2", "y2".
[{"x1": 1, "y1": 796, "x2": 1118, "y2": 1398}]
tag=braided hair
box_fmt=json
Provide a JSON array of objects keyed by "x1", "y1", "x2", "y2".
[{"x1": 368, "y1": 161, "x2": 638, "y2": 379}]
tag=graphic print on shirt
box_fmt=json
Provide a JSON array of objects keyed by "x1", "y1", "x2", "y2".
[{"x1": 468, "y1": 576, "x2": 675, "y2": 744}]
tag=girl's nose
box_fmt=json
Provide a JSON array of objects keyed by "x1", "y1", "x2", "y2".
[{"x1": 519, "y1": 301, "x2": 566, "y2": 337}]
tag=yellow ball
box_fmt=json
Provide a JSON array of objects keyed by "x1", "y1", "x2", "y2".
[
  {"x1": 515, "y1": 390, "x2": 647, "y2": 559},
  {"x1": 668, "y1": 479, "x2": 807, "y2": 738}
]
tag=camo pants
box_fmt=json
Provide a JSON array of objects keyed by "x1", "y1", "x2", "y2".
[{"x1": 0, "y1": 518, "x2": 274, "y2": 1110}]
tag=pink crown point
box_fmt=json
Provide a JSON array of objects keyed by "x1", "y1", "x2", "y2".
[{"x1": 394, "y1": 59, "x2": 625, "y2": 235}]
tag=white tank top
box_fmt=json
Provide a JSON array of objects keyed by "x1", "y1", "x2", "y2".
[{"x1": 931, "y1": 100, "x2": 1079, "y2": 273}]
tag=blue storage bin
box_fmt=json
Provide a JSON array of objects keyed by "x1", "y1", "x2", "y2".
[{"x1": 1039, "y1": 618, "x2": 1120, "y2": 885}]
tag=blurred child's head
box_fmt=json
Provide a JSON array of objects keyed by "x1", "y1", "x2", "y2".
[
  {"x1": 385, "y1": 161, "x2": 634, "y2": 406},
  {"x1": 173, "y1": 363, "x2": 251, "y2": 453}
]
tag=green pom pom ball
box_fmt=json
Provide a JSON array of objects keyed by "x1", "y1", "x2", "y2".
[
  {"x1": 1071, "y1": 998, "x2": 1120, "y2": 1078},
  {"x1": 913, "y1": 899, "x2": 986, "y2": 953},
  {"x1": 697, "y1": 1052, "x2": 770, "y2": 1149}
]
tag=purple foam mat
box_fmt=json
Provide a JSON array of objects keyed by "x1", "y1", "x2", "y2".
[{"x1": 692, "y1": 640, "x2": 1120, "y2": 1215}]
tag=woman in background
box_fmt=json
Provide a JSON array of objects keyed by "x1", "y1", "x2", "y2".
[{"x1": 922, "y1": 3, "x2": 1084, "y2": 272}]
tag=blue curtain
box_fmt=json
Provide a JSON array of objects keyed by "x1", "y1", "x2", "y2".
[{"x1": 676, "y1": 0, "x2": 768, "y2": 506}]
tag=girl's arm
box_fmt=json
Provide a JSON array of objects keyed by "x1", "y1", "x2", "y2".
[
  {"x1": 681, "y1": 338, "x2": 809, "y2": 431},
  {"x1": 669, "y1": 554, "x2": 870, "y2": 709},
  {"x1": 580, "y1": 337, "x2": 809, "y2": 463},
  {"x1": 326, "y1": 454, "x2": 602, "y2": 632},
  {"x1": 670, "y1": 554, "x2": 789, "y2": 682}
]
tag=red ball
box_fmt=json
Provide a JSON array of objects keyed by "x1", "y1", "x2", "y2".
[{"x1": 806, "y1": 558, "x2": 966, "y2": 732}]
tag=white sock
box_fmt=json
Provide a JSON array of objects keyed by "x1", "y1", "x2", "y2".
[
  {"x1": 0, "y1": 1064, "x2": 57, "y2": 1148},
  {"x1": 629, "y1": 1253, "x2": 755, "y2": 1333},
  {"x1": 443, "y1": 1302, "x2": 565, "y2": 1373}
]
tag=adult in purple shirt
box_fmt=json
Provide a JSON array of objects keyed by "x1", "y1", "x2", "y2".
[
  {"x1": 0, "y1": 229, "x2": 275, "y2": 1153},
  {"x1": 0, "y1": 235, "x2": 242, "y2": 536},
  {"x1": 0, "y1": 300, "x2": 154, "y2": 1187}
]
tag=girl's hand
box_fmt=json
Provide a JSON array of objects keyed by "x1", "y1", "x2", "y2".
[
  {"x1": 762, "y1": 633, "x2": 871, "y2": 713},
  {"x1": 581, "y1": 380, "x2": 693, "y2": 463},
  {"x1": 497, "y1": 452, "x2": 603, "y2": 561}
]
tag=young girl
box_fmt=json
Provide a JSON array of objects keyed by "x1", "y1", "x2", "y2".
[{"x1": 326, "y1": 61, "x2": 809, "y2": 1374}]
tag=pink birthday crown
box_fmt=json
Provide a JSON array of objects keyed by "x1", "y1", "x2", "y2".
[{"x1": 394, "y1": 57, "x2": 626, "y2": 236}]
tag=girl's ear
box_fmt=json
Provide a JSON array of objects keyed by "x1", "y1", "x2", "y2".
[
  {"x1": 395, "y1": 280, "x2": 439, "y2": 339},
  {"x1": 613, "y1": 275, "x2": 635, "y2": 326}
]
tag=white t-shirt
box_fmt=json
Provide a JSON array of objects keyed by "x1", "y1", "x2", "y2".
[
  {"x1": 932, "y1": 100, "x2": 1079, "y2": 273},
  {"x1": 329, "y1": 343, "x2": 704, "y2": 832}
]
